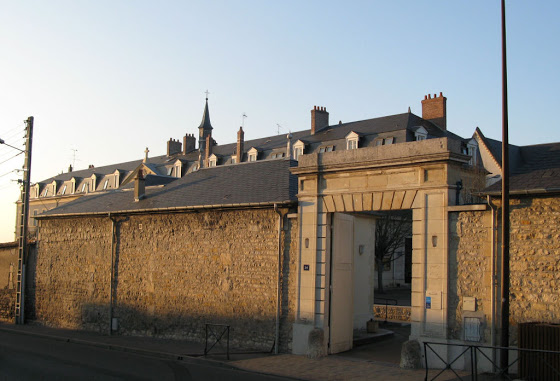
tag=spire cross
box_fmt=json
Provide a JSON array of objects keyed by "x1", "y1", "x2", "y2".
[
  {"x1": 242, "y1": 113, "x2": 247, "y2": 128},
  {"x1": 205, "y1": 89, "x2": 210, "y2": 100}
]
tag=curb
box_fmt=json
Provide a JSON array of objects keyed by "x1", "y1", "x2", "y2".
[{"x1": 0, "y1": 325, "x2": 234, "y2": 370}]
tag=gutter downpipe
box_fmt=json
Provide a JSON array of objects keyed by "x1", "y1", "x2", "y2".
[
  {"x1": 273, "y1": 203, "x2": 283, "y2": 354},
  {"x1": 487, "y1": 195, "x2": 497, "y2": 371},
  {"x1": 109, "y1": 213, "x2": 116, "y2": 336}
]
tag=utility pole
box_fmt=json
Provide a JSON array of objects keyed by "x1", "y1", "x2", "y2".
[
  {"x1": 500, "y1": 0, "x2": 510, "y2": 371},
  {"x1": 15, "y1": 116, "x2": 33, "y2": 325}
]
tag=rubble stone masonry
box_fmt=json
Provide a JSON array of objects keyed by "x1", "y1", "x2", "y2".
[
  {"x1": 31, "y1": 208, "x2": 298, "y2": 351},
  {"x1": 448, "y1": 195, "x2": 560, "y2": 344}
]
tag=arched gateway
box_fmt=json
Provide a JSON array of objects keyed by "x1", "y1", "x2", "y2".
[{"x1": 290, "y1": 137, "x2": 478, "y2": 355}]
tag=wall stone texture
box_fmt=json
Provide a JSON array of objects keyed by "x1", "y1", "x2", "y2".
[
  {"x1": 373, "y1": 305, "x2": 411, "y2": 322},
  {"x1": 32, "y1": 208, "x2": 298, "y2": 352},
  {"x1": 0, "y1": 243, "x2": 18, "y2": 322},
  {"x1": 448, "y1": 210, "x2": 492, "y2": 342},
  {"x1": 508, "y1": 196, "x2": 560, "y2": 332},
  {"x1": 448, "y1": 195, "x2": 560, "y2": 345}
]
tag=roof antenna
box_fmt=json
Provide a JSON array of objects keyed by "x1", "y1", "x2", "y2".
[
  {"x1": 276, "y1": 123, "x2": 283, "y2": 135},
  {"x1": 242, "y1": 113, "x2": 247, "y2": 128},
  {"x1": 71, "y1": 148, "x2": 78, "y2": 168}
]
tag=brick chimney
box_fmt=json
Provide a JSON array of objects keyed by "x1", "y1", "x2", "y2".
[
  {"x1": 167, "y1": 138, "x2": 182, "y2": 156},
  {"x1": 204, "y1": 135, "x2": 213, "y2": 167},
  {"x1": 421, "y1": 92, "x2": 447, "y2": 130},
  {"x1": 183, "y1": 133, "x2": 196, "y2": 154},
  {"x1": 311, "y1": 106, "x2": 329, "y2": 135},
  {"x1": 134, "y1": 170, "x2": 145, "y2": 202},
  {"x1": 236, "y1": 127, "x2": 244, "y2": 163}
]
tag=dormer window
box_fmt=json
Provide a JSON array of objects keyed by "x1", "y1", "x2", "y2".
[
  {"x1": 103, "y1": 180, "x2": 108, "y2": 190},
  {"x1": 319, "y1": 146, "x2": 334, "y2": 153},
  {"x1": 414, "y1": 126, "x2": 428, "y2": 141},
  {"x1": 375, "y1": 137, "x2": 395, "y2": 146},
  {"x1": 270, "y1": 152, "x2": 285, "y2": 159},
  {"x1": 208, "y1": 154, "x2": 218, "y2": 167},
  {"x1": 293, "y1": 140, "x2": 306, "y2": 160},
  {"x1": 248, "y1": 147, "x2": 259, "y2": 162},
  {"x1": 464, "y1": 139, "x2": 478, "y2": 166},
  {"x1": 231, "y1": 155, "x2": 237, "y2": 164},
  {"x1": 61, "y1": 185, "x2": 67, "y2": 195},
  {"x1": 346, "y1": 131, "x2": 360, "y2": 150}
]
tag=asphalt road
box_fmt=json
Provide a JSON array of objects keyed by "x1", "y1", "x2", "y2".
[{"x1": 0, "y1": 330, "x2": 295, "y2": 381}]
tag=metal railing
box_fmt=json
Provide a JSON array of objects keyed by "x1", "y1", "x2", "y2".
[
  {"x1": 424, "y1": 341, "x2": 560, "y2": 381},
  {"x1": 204, "y1": 323, "x2": 230, "y2": 360},
  {"x1": 374, "y1": 297, "x2": 397, "y2": 323}
]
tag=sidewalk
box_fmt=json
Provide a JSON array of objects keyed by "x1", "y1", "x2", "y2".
[{"x1": 0, "y1": 322, "x2": 466, "y2": 380}]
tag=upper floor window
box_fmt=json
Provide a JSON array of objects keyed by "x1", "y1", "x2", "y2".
[
  {"x1": 375, "y1": 137, "x2": 395, "y2": 146},
  {"x1": 270, "y1": 152, "x2": 285, "y2": 159},
  {"x1": 345, "y1": 131, "x2": 360, "y2": 150},
  {"x1": 248, "y1": 147, "x2": 259, "y2": 162},
  {"x1": 61, "y1": 185, "x2": 67, "y2": 195},
  {"x1": 231, "y1": 156, "x2": 237, "y2": 164},
  {"x1": 462, "y1": 139, "x2": 478, "y2": 166},
  {"x1": 293, "y1": 140, "x2": 306, "y2": 161},
  {"x1": 319, "y1": 146, "x2": 334, "y2": 153},
  {"x1": 414, "y1": 126, "x2": 428, "y2": 141},
  {"x1": 103, "y1": 180, "x2": 109, "y2": 190}
]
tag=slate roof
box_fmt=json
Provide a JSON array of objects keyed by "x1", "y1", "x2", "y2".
[
  {"x1": 485, "y1": 142, "x2": 560, "y2": 195},
  {"x1": 39, "y1": 159, "x2": 298, "y2": 217}
]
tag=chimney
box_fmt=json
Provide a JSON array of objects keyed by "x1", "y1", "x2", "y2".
[
  {"x1": 183, "y1": 134, "x2": 196, "y2": 154},
  {"x1": 134, "y1": 170, "x2": 146, "y2": 202},
  {"x1": 236, "y1": 127, "x2": 244, "y2": 163},
  {"x1": 311, "y1": 106, "x2": 329, "y2": 135},
  {"x1": 204, "y1": 135, "x2": 213, "y2": 167},
  {"x1": 421, "y1": 92, "x2": 447, "y2": 130},
  {"x1": 68, "y1": 164, "x2": 73, "y2": 173},
  {"x1": 286, "y1": 132, "x2": 293, "y2": 160},
  {"x1": 167, "y1": 138, "x2": 182, "y2": 156}
]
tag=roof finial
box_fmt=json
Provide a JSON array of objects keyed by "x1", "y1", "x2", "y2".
[
  {"x1": 143, "y1": 147, "x2": 149, "y2": 163},
  {"x1": 205, "y1": 89, "x2": 210, "y2": 100},
  {"x1": 408, "y1": 106, "x2": 411, "y2": 113},
  {"x1": 242, "y1": 113, "x2": 247, "y2": 128}
]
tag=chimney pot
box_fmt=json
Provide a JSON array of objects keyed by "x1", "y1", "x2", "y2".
[
  {"x1": 311, "y1": 105, "x2": 329, "y2": 135},
  {"x1": 421, "y1": 92, "x2": 447, "y2": 130}
]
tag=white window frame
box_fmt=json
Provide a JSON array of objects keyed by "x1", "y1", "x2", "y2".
[
  {"x1": 345, "y1": 131, "x2": 359, "y2": 150},
  {"x1": 248, "y1": 147, "x2": 259, "y2": 162},
  {"x1": 293, "y1": 140, "x2": 305, "y2": 160},
  {"x1": 414, "y1": 126, "x2": 428, "y2": 141}
]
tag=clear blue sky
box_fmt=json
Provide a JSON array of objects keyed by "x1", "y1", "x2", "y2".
[{"x1": 0, "y1": 1, "x2": 558, "y2": 241}]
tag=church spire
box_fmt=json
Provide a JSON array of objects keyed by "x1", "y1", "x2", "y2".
[{"x1": 198, "y1": 91, "x2": 213, "y2": 151}]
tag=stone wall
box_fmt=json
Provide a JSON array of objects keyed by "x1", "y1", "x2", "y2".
[
  {"x1": 0, "y1": 242, "x2": 18, "y2": 322},
  {"x1": 448, "y1": 210, "x2": 492, "y2": 342},
  {"x1": 508, "y1": 196, "x2": 560, "y2": 330},
  {"x1": 448, "y1": 195, "x2": 560, "y2": 345},
  {"x1": 32, "y1": 208, "x2": 298, "y2": 352},
  {"x1": 373, "y1": 305, "x2": 411, "y2": 322}
]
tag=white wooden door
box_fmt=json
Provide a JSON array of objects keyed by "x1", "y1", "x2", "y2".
[{"x1": 329, "y1": 213, "x2": 354, "y2": 354}]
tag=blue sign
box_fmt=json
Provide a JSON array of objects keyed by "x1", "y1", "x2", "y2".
[{"x1": 426, "y1": 296, "x2": 432, "y2": 309}]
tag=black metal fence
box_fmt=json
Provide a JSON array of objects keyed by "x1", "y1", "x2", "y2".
[{"x1": 424, "y1": 341, "x2": 560, "y2": 381}]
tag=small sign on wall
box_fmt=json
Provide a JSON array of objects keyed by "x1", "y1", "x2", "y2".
[
  {"x1": 426, "y1": 291, "x2": 442, "y2": 310},
  {"x1": 303, "y1": 264, "x2": 310, "y2": 271}
]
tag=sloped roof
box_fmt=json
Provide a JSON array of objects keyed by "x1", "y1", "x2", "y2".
[
  {"x1": 38, "y1": 159, "x2": 298, "y2": 217},
  {"x1": 485, "y1": 142, "x2": 560, "y2": 194}
]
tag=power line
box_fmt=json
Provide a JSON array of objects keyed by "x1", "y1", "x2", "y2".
[
  {"x1": 0, "y1": 151, "x2": 23, "y2": 166},
  {"x1": 0, "y1": 123, "x2": 25, "y2": 137},
  {"x1": 0, "y1": 169, "x2": 19, "y2": 179}
]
